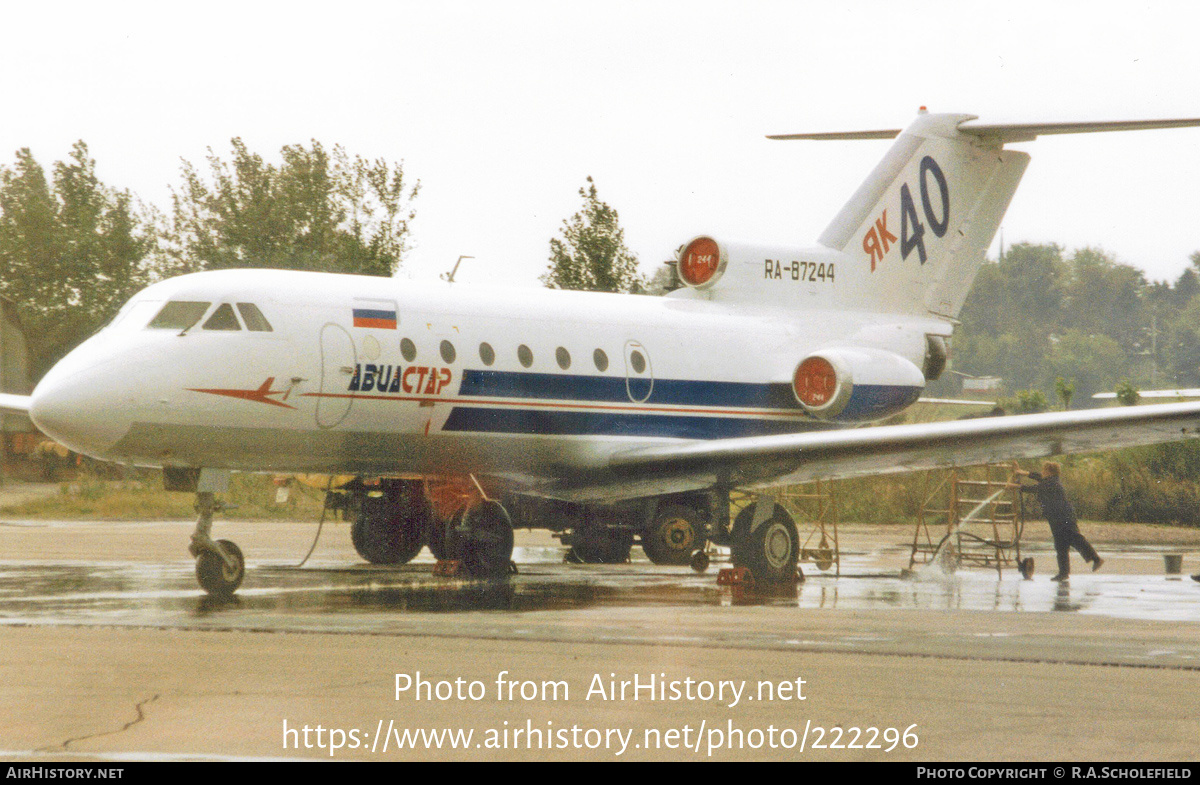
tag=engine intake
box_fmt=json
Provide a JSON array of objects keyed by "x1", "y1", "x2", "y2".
[
  {"x1": 677, "y1": 236, "x2": 727, "y2": 288},
  {"x1": 792, "y1": 348, "x2": 925, "y2": 421}
]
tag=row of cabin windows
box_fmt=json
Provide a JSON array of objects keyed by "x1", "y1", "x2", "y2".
[
  {"x1": 147, "y1": 301, "x2": 273, "y2": 332},
  {"x1": 144, "y1": 300, "x2": 648, "y2": 374},
  {"x1": 402, "y1": 337, "x2": 646, "y2": 375}
]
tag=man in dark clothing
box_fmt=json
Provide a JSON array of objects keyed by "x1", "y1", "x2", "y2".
[{"x1": 1015, "y1": 462, "x2": 1103, "y2": 581}]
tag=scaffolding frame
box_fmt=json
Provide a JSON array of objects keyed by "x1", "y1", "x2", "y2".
[{"x1": 909, "y1": 464, "x2": 1029, "y2": 577}]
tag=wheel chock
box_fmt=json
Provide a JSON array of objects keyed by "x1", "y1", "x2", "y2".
[
  {"x1": 433, "y1": 559, "x2": 462, "y2": 577},
  {"x1": 717, "y1": 567, "x2": 754, "y2": 586}
]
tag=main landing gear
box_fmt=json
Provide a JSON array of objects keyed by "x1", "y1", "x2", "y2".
[
  {"x1": 350, "y1": 479, "x2": 429, "y2": 565},
  {"x1": 188, "y1": 491, "x2": 245, "y2": 597},
  {"x1": 728, "y1": 497, "x2": 801, "y2": 585},
  {"x1": 642, "y1": 503, "x2": 707, "y2": 566},
  {"x1": 441, "y1": 499, "x2": 515, "y2": 578},
  {"x1": 356, "y1": 476, "x2": 515, "y2": 579}
]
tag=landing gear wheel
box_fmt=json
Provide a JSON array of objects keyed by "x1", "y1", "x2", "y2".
[
  {"x1": 568, "y1": 521, "x2": 633, "y2": 564},
  {"x1": 643, "y1": 504, "x2": 706, "y2": 565},
  {"x1": 459, "y1": 501, "x2": 515, "y2": 578},
  {"x1": 690, "y1": 549, "x2": 710, "y2": 573},
  {"x1": 196, "y1": 539, "x2": 245, "y2": 596},
  {"x1": 441, "y1": 506, "x2": 468, "y2": 561},
  {"x1": 350, "y1": 482, "x2": 428, "y2": 564},
  {"x1": 1018, "y1": 557, "x2": 1035, "y2": 580},
  {"x1": 351, "y1": 511, "x2": 424, "y2": 564},
  {"x1": 731, "y1": 503, "x2": 799, "y2": 584}
]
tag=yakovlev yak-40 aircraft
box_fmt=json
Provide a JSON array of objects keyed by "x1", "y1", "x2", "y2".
[{"x1": 4, "y1": 110, "x2": 1200, "y2": 596}]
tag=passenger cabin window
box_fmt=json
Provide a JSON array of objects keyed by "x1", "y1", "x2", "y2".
[
  {"x1": 440, "y1": 340, "x2": 456, "y2": 364},
  {"x1": 147, "y1": 301, "x2": 211, "y2": 330},
  {"x1": 236, "y1": 302, "x2": 273, "y2": 332},
  {"x1": 479, "y1": 342, "x2": 495, "y2": 366},
  {"x1": 517, "y1": 345, "x2": 534, "y2": 368},
  {"x1": 401, "y1": 338, "x2": 417, "y2": 361},
  {"x1": 203, "y1": 303, "x2": 241, "y2": 331},
  {"x1": 593, "y1": 349, "x2": 609, "y2": 372},
  {"x1": 556, "y1": 347, "x2": 571, "y2": 370}
]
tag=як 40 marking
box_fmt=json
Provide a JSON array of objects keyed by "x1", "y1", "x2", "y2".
[{"x1": 864, "y1": 155, "x2": 950, "y2": 271}]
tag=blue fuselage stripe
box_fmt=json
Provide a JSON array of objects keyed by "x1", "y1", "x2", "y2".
[
  {"x1": 441, "y1": 407, "x2": 825, "y2": 440},
  {"x1": 458, "y1": 369, "x2": 800, "y2": 409},
  {"x1": 439, "y1": 369, "x2": 920, "y2": 438}
]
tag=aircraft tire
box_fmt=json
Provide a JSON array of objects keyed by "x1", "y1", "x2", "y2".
[
  {"x1": 568, "y1": 521, "x2": 633, "y2": 564},
  {"x1": 351, "y1": 491, "x2": 426, "y2": 565},
  {"x1": 460, "y1": 500, "x2": 515, "y2": 578},
  {"x1": 731, "y1": 504, "x2": 799, "y2": 584},
  {"x1": 196, "y1": 539, "x2": 245, "y2": 596},
  {"x1": 643, "y1": 504, "x2": 706, "y2": 566}
]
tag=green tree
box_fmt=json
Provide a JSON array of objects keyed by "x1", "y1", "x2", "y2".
[
  {"x1": 541, "y1": 176, "x2": 645, "y2": 293},
  {"x1": 1114, "y1": 379, "x2": 1141, "y2": 406},
  {"x1": 168, "y1": 139, "x2": 418, "y2": 276},
  {"x1": 1005, "y1": 388, "x2": 1050, "y2": 414},
  {"x1": 1061, "y1": 247, "x2": 1147, "y2": 354},
  {"x1": 645, "y1": 261, "x2": 683, "y2": 295},
  {"x1": 1043, "y1": 330, "x2": 1125, "y2": 403},
  {"x1": 961, "y1": 243, "x2": 1067, "y2": 336},
  {"x1": 1054, "y1": 376, "x2": 1075, "y2": 410},
  {"x1": 0, "y1": 143, "x2": 155, "y2": 378}
]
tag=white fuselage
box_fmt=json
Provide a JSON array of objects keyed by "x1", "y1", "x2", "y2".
[{"x1": 30, "y1": 268, "x2": 943, "y2": 485}]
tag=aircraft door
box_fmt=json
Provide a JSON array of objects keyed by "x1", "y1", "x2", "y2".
[
  {"x1": 624, "y1": 340, "x2": 653, "y2": 403},
  {"x1": 316, "y1": 323, "x2": 356, "y2": 429}
]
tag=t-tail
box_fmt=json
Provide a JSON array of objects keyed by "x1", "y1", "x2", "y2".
[{"x1": 671, "y1": 110, "x2": 1200, "y2": 319}]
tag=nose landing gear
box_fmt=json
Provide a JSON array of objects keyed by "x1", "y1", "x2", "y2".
[{"x1": 188, "y1": 490, "x2": 246, "y2": 596}]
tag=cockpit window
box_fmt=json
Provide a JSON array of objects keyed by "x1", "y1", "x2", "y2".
[
  {"x1": 202, "y1": 303, "x2": 241, "y2": 331},
  {"x1": 147, "y1": 301, "x2": 211, "y2": 330},
  {"x1": 236, "y1": 302, "x2": 273, "y2": 332}
]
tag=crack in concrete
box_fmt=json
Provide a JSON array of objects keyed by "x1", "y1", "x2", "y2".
[{"x1": 38, "y1": 693, "x2": 160, "y2": 752}]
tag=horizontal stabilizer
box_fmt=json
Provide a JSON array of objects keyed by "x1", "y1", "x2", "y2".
[
  {"x1": 767, "y1": 128, "x2": 901, "y2": 141},
  {"x1": 769, "y1": 116, "x2": 1200, "y2": 143},
  {"x1": 959, "y1": 117, "x2": 1200, "y2": 142}
]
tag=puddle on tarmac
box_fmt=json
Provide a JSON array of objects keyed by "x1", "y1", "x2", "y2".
[{"x1": 1, "y1": 540, "x2": 1199, "y2": 631}]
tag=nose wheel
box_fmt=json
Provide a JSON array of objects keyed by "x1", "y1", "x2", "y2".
[
  {"x1": 196, "y1": 539, "x2": 245, "y2": 596},
  {"x1": 188, "y1": 491, "x2": 246, "y2": 596}
]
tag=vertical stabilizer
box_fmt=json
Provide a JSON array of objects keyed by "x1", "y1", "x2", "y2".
[
  {"x1": 775, "y1": 112, "x2": 1029, "y2": 318},
  {"x1": 671, "y1": 114, "x2": 1200, "y2": 317}
]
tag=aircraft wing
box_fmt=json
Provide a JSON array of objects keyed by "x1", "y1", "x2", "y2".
[
  {"x1": 544, "y1": 401, "x2": 1200, "y2": 502},
  {"x1": 0, "y1": 393, "x2": 31, "y2": 416}
]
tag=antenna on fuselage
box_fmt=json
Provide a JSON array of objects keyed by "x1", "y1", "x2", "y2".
[{"x1": 441, "y1": 255, "x2": 474, "y2": 284}]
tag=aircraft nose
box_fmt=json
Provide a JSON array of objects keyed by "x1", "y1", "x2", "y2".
[{"x1": 30, "y1": 365, "x2": 132, "y2": 458}]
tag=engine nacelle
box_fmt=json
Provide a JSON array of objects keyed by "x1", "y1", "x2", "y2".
[
  {"x1": 792, "y1": 348, "x2": 925, "y2": 421},
  {"x1": 675, "y1": 235, "x2": 843, "y2": 299},
  {"x1": 677, "y1": 236, "x2": 729, "y2": 289}
]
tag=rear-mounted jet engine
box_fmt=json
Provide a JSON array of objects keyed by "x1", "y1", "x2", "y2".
[{"x1": 793, "y1": 348, "x2": 925, "y2": 421}]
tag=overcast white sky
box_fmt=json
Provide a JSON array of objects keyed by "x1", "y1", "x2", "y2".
[{"x1": 3, "y1": 0, "x2": 1199, "y2": 287}]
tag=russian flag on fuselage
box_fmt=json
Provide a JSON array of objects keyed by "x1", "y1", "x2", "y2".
[{"x1": 352, "y1": 300, "x2": 398, "y2": 329}]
